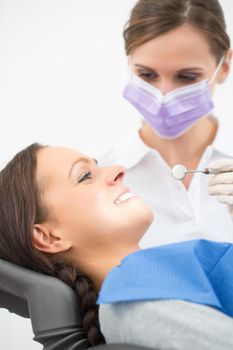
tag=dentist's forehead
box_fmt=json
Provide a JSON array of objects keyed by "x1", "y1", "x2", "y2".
[{"x1": 130, "y1": 24, "x2": 216, "y2": 70}]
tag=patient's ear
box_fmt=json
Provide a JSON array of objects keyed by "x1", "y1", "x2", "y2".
[{"x1": 32, "y1": 224, "x2": 71, "y2": 254}]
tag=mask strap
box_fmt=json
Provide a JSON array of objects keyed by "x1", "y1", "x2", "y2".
[{"x1": 208, "y1": 56, "x2": 225, "y2": 85}]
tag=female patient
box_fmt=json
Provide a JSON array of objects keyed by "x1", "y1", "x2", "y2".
[{"x1": 0, "y1": 143, "x2": 233, "y2": 350}]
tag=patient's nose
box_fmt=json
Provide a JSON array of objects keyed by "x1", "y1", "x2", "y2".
[{"x1": 105, "y1": 166, "x2": 126, "y2": 186}]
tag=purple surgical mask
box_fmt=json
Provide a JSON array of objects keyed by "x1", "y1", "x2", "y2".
[{"x1": 123, "y1": 57, "x2": 224, "y2": 139}]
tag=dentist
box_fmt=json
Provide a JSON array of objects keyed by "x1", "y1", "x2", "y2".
[{"x1": 101, "y1": 0, "x2": 233, "y2": 247}]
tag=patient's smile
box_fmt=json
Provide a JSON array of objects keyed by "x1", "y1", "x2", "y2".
[{"x1": 114, "y1": 191, "x2": 135, "y2": 205}]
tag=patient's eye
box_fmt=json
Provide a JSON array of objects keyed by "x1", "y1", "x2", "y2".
[{"x1": 77, "y1": 171, "x2": 92, "y2": 183}]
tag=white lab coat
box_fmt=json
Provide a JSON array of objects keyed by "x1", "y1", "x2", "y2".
[{"x1": 99, "y1": 117, "x2": 233, "y2": 248}]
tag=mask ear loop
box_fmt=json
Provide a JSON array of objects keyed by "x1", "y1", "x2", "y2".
[{"x1": 208, "y1": 56, "x2": 225, "y2": 86}]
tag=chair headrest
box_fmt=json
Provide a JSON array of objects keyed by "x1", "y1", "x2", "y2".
[{"x1": 0, "y1": 259, "x2": 88, "y2": 347}]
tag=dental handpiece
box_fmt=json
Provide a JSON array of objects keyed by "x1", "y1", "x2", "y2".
[{"x1": 171, "y1": 164, "x2": 230, "y2": 181}]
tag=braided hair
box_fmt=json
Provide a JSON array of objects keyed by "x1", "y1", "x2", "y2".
[{"x1": 55, "y1": 263, "x2": 105, "y2": 345}]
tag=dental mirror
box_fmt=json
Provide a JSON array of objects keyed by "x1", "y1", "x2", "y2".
[{"x1": 171, "y1": 164, "x2": 221, "y2": 181}]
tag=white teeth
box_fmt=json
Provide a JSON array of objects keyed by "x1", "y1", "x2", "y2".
[{"x1": 114, "y1": 192, "x2": 134, "y2": 204}]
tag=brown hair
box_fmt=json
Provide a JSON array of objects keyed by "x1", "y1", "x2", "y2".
[
  {"x1": 0, "y1": 143, "x2": 104, "y2": 346},
  {"x1": 123, "y1": 0, "x2": 230, "y2": 62}
]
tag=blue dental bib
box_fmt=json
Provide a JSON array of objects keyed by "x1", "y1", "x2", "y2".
[{"x1": 98, "y1": 240, "x2": 233, "y2": 317}]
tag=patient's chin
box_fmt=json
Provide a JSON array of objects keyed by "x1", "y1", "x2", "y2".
[
  {"x1": 135, "y1": 207, "x2": 154, "y2": 239},
  {"x1": 142, "y1": 209, "x2": 154, "y2": 231},
  {"x1": 140, "y1": 202, "x2": 154, "y2": 223}
]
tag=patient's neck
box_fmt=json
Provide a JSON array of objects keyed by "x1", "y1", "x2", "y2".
[{"x1": 72, "y1": 244, "x2": 140, "y2": 290}]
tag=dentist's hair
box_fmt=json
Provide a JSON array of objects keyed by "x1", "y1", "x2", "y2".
[
  {"x1": 124, "y1": 0, "x2": 230, "y2": 63},
  {"x1": 0, "y1": 143, "x2": 104, "y2": 346}
]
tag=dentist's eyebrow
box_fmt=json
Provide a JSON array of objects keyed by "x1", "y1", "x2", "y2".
[
  {"x1": 134, "y1": 64, "x2": 155, "y2": 71},
  {"x1": 69, "y1": 157, "x2": 98, "y2": 178},
  {"x1": 134, "y1": 64, "x2": 204, "y2": 73},
  {"x1": 176, "y1": 67, "x2": 204, "y2": 73}
]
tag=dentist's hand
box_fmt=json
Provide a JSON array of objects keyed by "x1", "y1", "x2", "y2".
[{"x1": 208, "y1": 159, "x2": 233, "y2": 221}]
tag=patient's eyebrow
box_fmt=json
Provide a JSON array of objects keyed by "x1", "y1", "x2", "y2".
[{"x1": 69, "y1": 157, "x2": 97, "y2": 178}]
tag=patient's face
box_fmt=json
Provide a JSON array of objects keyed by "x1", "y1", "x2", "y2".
[{"x1": 36, "y1": 147, "x2": 153, "y2": 260}]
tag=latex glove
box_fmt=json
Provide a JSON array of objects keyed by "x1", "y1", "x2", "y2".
[{"x1": 208, "y1": 158, "x2": 233, "y2": 220}]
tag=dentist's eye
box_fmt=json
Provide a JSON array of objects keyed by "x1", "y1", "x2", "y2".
[
  {"x1": 138, "y1": 71, "x2": 158, "y2": 81},
  {"x1": 178, "y1": 73, "x2": 198, "y2": 83},
  {"x1": 78, "y1": 171, "x2": 92, "y2": 183}
]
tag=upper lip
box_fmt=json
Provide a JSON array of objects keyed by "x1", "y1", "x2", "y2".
[{"x1": 114, "y1": 188, "x2": 130, "y2": 203}]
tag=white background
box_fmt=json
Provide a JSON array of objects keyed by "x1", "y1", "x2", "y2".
[{"x1": 1, "y1": 1, "x2": 233, "y2": 349}]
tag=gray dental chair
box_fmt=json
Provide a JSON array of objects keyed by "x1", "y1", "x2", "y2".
[{"x1": 0, "y1": 259, "x2": 151, "y2": 350}]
